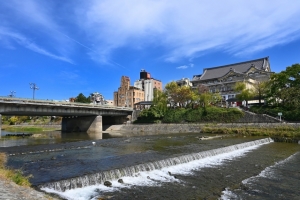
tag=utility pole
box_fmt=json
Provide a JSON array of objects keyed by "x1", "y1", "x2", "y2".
[
  {"x1": 8, "y1": 91, "x2": 16, "y2": 98},
  {"x1": 29, "y1": 83, "x2": 39, "y2": 99}
]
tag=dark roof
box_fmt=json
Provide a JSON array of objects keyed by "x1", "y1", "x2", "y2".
[
  {"x1": 134, "y1": 101, "x2": 153, "y2": 105},
  {"x1": 226, "y1": 98, "x2": 239, "y2": 102},
  {"x1": 197, "y1": 57, "x2": 270, "y2": 81}
]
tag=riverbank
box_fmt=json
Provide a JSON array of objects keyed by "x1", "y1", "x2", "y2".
[
  {"x1": 0, "y1": 152, "x2": 60, "y2": 200},
  {"x1": 0, "y1": 178, "x2": 60, "y2": 200},
  {"x1": 1, "y1": 125, "x2": 61, "y2": 132},
  {"x1": 106, "y1": 123, "x2": 300, "y2": 142}
]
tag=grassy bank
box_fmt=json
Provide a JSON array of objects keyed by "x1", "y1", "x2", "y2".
[
  {"x1": 201, "y1": 126, "x2": 300, "y2": 138},
  {"x1": 0, "y1": 153, "x2": 31, "y2": 186},
  {"x1": 2, "y1": 125, "x2": 60, "y2": 132}
]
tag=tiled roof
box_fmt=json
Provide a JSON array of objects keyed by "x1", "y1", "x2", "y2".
[{"x1": 197, "y1": 57, "x2": 270, "y2": 81}]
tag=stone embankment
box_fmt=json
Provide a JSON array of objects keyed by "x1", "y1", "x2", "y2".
[
  {"x1": 104, "y1": 123, "x2": 300, "y2": 144},
  {"x1": 236, "y1": 110, "x2": 281, "y2": 123},
  {"x1": 0, "y1": 178, "x2": 60, "y2": 200},
  {"x1": 105, "y1": 123, "x2": 300, "y2": 133}
]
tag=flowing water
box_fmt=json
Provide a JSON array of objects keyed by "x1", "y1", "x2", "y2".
[{"x1": 1, "y1": 131, "x2": 299, "y2": 200}]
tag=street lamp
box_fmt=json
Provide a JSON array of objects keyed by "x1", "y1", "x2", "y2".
[
  {"x1": 8, "y1": 91, "x2": 16, "y2": 98},
  {"x1": 29, "y1": 83, "x2": 39, "y2": 99}
]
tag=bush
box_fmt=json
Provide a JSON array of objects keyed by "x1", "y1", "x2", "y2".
[
  {"x1": 184, "y1": 108, "x2": 203, "y2": 122},
  {"x1": 160, "y1": 107, "x2": 243, "y2": 123},
  {"x1": 250, "y1": 105, "x2": 300, "y2": 121},
  {"x1": 162, "y1": 108, "x2": 186, "y2": 123}
]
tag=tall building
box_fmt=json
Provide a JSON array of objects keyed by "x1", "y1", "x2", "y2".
[
  {"x1": 134, "y1": 69, "x2": 163, "y2": 101},
  {"x1": 191, "y1": 57, "x2": 273, "y2": 103},
  {"x1": 114, "y1": 76, "x2": 144, "y2": 108}
]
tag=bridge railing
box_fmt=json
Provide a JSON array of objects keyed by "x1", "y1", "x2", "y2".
[{"x1": 0, "y1": 96, "x2": 133, "y2": 111}]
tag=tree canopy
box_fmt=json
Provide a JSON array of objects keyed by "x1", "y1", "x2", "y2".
[
  {"x1": 266, "y1": 63, "x2": 300, "y2": 108},
  {"x1": 234, "y1": 82, "x2": 255, "y2": 106},
  {"x1": 74, "y1": 93, "x2": 91, "y2": 103}
]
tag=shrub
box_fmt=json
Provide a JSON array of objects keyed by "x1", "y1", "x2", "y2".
[
  {"x1": 162, "y1": 108, "x2": 186, "y2": 123},
  {"x1": 250, "y1": 105, "x2": 300, "y2": 121}
]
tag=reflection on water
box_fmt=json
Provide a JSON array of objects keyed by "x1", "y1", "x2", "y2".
[{"x1": 0, "y1": 130, "x2": 103, "y2": 147}]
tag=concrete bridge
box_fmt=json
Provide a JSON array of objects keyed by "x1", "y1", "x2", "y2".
[{"x1": 0, "y1": 97, "x2": 133, "y2": 135}]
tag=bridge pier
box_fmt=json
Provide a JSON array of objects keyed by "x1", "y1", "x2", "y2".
[{"x1": 62, "y1": 115, "x2": 102, "y2": 135}]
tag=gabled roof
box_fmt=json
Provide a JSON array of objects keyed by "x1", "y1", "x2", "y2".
[{"x1": 196, "y1": 57, "x2": 270, "y2": 81}]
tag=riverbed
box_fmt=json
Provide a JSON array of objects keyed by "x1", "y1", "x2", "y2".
[{"x1": 1, "y1": 131, "x2": 299, "y2": 200}]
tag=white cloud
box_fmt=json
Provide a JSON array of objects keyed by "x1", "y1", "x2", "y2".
[
  {"x1": 177, "y1": 65, "x2": 188, "y2": 69},
  {"x1": 177, "y1": 63, "x2": 194, "y2": 69},
  {"x1": 0, "y1": 28, "x2": 73, "y2": 64},
  {"x1": 1, "y1": 0, "x2": 300, "y2": 65},
  {"x1": 76, "y1": 0, "x2": 300, "y2": 62}
]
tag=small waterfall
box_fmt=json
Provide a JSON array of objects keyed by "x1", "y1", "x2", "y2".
[{"x1": 40, "y1": 138, "x2": 273, "y2": 192}]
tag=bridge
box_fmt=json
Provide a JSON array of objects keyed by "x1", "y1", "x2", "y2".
[{"x1": 0, "y1": 97, "x2": 133, "y2": 135}]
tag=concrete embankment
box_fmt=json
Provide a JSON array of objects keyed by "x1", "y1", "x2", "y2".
[
  {"x1": 105, "y1": 123, "x2": 300, "y2": 133},
  {"x1": 104, "y1": 123, "x2": 300, "y2": 143}
]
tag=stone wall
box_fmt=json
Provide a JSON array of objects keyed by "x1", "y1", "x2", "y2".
[
  {"x1": 105, "y1": 123, "x2": 300, "y2": 133},
  {"x1": 237, "y1": 111, "x2": 280, "y2": 123}
]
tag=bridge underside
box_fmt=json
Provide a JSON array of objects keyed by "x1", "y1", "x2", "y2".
[
  {"x1": 62, "y1": 115, "x2": 130, "y2": 134},
  {"x1": 0, "y1": 102, "x2": 132, "y2": 135}
]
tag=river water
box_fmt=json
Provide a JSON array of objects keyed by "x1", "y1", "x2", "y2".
[{"x1": 1, "y1": 130, "x2": 300, "y2": 200}]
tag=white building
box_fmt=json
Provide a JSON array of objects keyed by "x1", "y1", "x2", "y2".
[{"x1": 134, "y1": 69, "x2": 162, "y2": 102}]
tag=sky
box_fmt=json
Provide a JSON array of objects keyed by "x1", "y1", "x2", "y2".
[{"x1": 1, "y1": 0, "x2": 300, "y2": 101}]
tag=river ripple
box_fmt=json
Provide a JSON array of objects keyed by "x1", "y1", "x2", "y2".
[{"x1": 1, "y1": 132, "x2": 299, "y2": 199}]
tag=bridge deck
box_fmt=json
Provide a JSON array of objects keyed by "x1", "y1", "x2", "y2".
[{"x1": 0, "y1": 97, "x2": 133, "y2": 116}]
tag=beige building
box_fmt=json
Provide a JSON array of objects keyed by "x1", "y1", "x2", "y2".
[
  {"x1": 191, "y1": 57, "x2": 273, "y2": 105},
  {"x1": 114, "y1": 76, "x2": 144, "y2": 108}
]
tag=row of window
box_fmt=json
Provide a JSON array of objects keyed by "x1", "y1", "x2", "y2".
[{"x1": 209, "y1": 86, "x2": 232, "y2": 93}]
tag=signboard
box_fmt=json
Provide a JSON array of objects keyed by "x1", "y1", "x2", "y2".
[{"x1": 278, "y1": 112, "x2": 282, "y2": 116}]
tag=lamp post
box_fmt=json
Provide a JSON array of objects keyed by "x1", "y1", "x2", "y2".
[
  {"x1": 8, "y1": 91, "x2": 16, "y2": 98},
  {"x1": 29, "y1": 83, "x2": 39, "y2": 99}
]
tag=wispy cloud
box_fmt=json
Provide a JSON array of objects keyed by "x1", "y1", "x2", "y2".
[
  {"x1": 1, "y1": 0, "x2": 300, "y2": 65},
  {"x1": 176, "y1": 63, "x2": 194, "y2": 69},
  {"x1": 0, "y1": 0, "x2": 75, "y2": 63},
  {"x1": 177, "y1": 65, "x2": 188, "y2": 69},
  {"x1": 75, "y1": 0, "x2": 300, "y2": 62},
  {"x1": 0, "y1": 28, "x2": 73, "y2": 64}
]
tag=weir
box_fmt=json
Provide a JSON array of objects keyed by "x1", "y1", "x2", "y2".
[{"x1": 40, "y1": 138, "x2": 273, "y2": 192}]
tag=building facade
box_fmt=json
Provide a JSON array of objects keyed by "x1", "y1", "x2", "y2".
[
  {"x1": 176, "y1": 78, "x2": 193, "y2": 87},
  {"x1": 114, "y1": 76, "x2": 144, "y2": 108},
  {"x1": 134, "y1": 69, "x2": 163, "y2": 101},
  {"x1": 191, "y1": 57, "x2": 273, "y2": 104}
]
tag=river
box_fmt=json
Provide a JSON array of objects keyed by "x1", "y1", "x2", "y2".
[{"x1": 0, "y1": 130, "x2": 299, "y2": 200}]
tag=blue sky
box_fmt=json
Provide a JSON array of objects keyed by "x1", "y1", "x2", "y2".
[{"x1": 1, "y1": 0, "x2": 300, "y2": 101}]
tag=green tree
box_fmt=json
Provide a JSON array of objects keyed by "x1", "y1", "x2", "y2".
[
  {"x1": 234, "y1": 82, "x2": 255, "y2": 106},
  {"x1": 152, "y1": 89, "x2": 168, "y2": 117},
  {"x1": 266, "y1": 63, "x2": 300, "y2": 108},
  {"x1": 196, "y1": 84, "x2": 214, "y2": 108},
  {"x1": 164, "y1": 81, "x2": 193, "y2": 108},
  {"x1": 252, "y1": 81, "x2": 268, "y2": 105},
  {"x1": 9, "y1": 116, "x2": 18, "y2": 125},
  {"x1": 75, "y1": 93, "x2": 90, "y2": 103}
]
